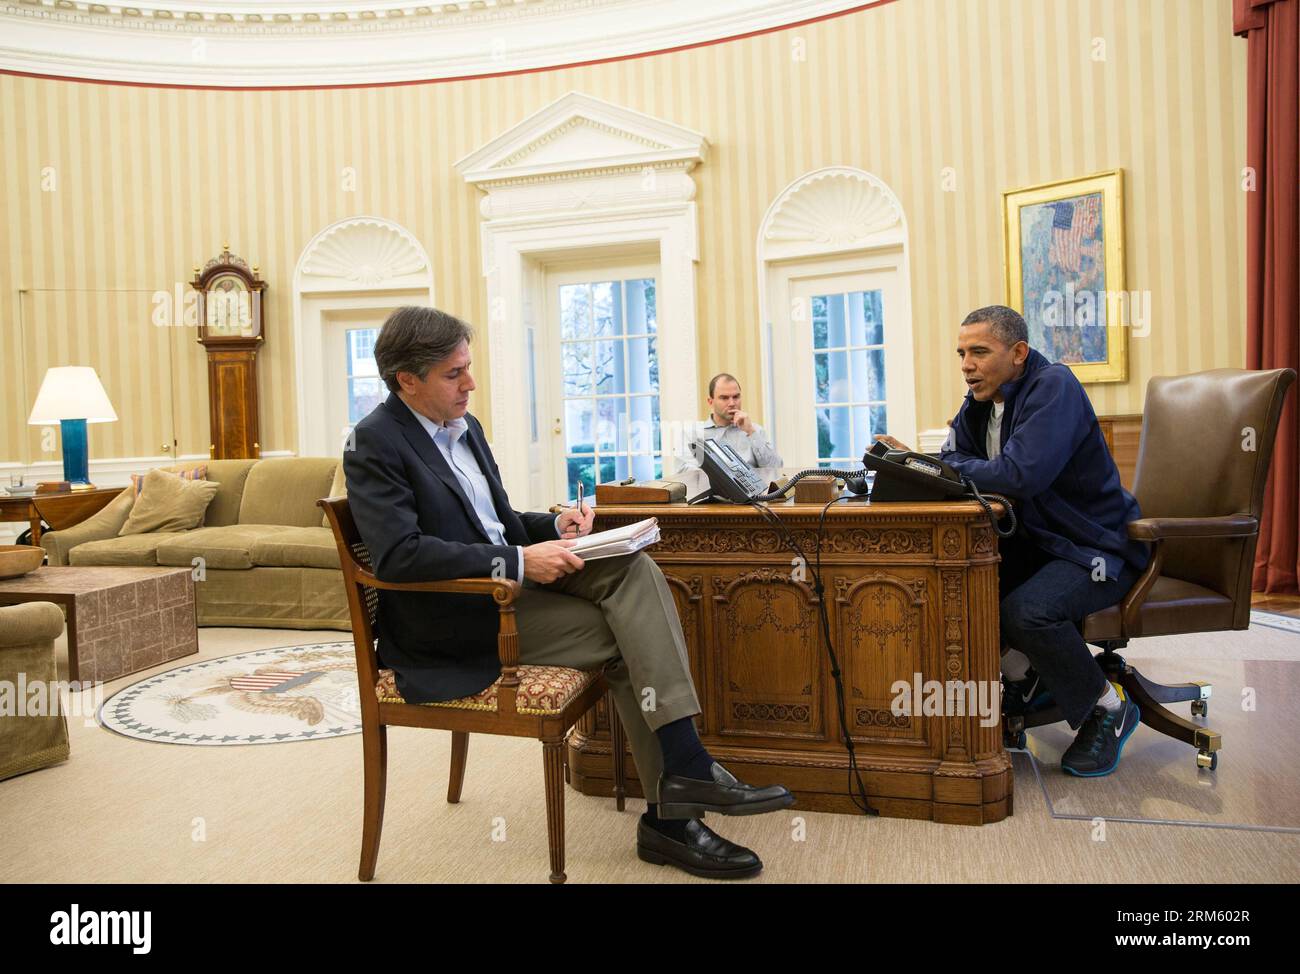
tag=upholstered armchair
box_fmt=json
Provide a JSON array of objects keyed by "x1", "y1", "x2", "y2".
[{"x1": 0, "y1": 602, "x2": 70, "y2": 781}]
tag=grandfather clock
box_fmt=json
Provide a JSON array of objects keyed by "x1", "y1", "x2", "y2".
[{"x1": 191, "y1": 246, "x2": 265, "y2": 460}]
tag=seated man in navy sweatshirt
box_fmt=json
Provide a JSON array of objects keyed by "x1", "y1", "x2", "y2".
[{"x1": 877, "y1": 305, "x2": 1150, "y2": 776}]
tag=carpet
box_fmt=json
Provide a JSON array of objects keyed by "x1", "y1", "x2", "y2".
[{"x1": 99, "y1": 641, "x2": 361, "y2": 745}]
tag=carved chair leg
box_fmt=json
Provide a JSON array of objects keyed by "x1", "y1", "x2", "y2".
[
  {"x1": 1125, "y1": 665, "x2": 1212, "y2": 707},
  {"x1": 607, "y1": 692, "x2": 627, "y2": 812},
  {"x1": 1115, "y1": 666, "x2": 1221, "y2": 754},
  {"x1": 359, "y1": 723, "x2": 388, "y2": 882},
  {"x1": 448, "y1": 731, "x2": 469, "y2": 803},
  {"x1": 542, "y1": 738, "x2": 567, "y2": 884}
]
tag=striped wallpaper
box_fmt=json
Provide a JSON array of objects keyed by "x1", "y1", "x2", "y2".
[{"x1": 0, "y1": 0, "x2": 1246, "y2": 467}]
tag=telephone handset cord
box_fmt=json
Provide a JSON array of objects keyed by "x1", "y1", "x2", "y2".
[
  {"x1": 755, "y1": 467, "x2": 867, "y2": 501},
  {"x1": 963, "y1": 477, "x2": 1017, "y2": 538}
]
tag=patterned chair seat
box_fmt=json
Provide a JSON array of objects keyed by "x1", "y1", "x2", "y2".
[{"x1": 376, "y1": 664, "x2": 597, "y2": 716}]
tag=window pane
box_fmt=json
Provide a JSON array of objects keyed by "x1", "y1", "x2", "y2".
[
  {"x1": 851, "y1": 406, "x2": 872, "y2": 457},
  {"x1": 593, "y1": 340, "x2": 621, "y2": 394},
  {"x1": 598, "y1": 456, "x2": 617, "y2": 483},
  {"x1": 567, "y1": 458, "x2": 594, "y2": 499},
  {"x1": 563, "y1": 342, "x2": 593, "y2": 395},
  {"x1": 348, "y1": 328, "x2": 379, "y2": 377},
  {"x1": 823, "y1": 293, "x2": 847, "y2": 347},
  {"x1": 817, "y1": 406, "x2": 851, "y2": 460},
  {"x1": 560, "y1": 284, "x2": 590, "y2": 339},
  {"x1": 850, "y1": 348, "x2": 871, "y2": 402},
  {"x1": 826, "y1": 349, "x2": 850, "y2": 402},
  {"x1": 868, "y1": 348, "x2": 887, "y2": 400},
  {"x1": 596, "y1": 397, "x2": 626, "y2": 453},
  {"x1": 348, "y1": 377, "x2": 384, "y2": 423},
  {"x1": 870, "y1": 404, "x2": 889, "y2": 440},
  {"x1": 565, "y1": 399, "x2": 594, "y2": 453},
  {"x1": 627, "y1": 336, "x2": 658, "y2": 393},
  {"x1": 592, "y1": 281, "x2": 622, "y2": 337},
  {"x1": 632, "y1": 453, "x2": 657, "y2": 481},
  {"x1": 629, "y1": 395, "x2": 659, "y2": 453},
  {"x1": 849, "y1": 290, "x2": 885, "y2": 346},
  {"x1": 626, "y1": 279, "x2": 656, "y2": 334},
  {"x1": 863, "y1": 290, "x2": 884, "y2": 345}
]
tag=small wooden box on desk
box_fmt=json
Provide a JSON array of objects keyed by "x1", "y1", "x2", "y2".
[{"x1": 567, "y1": 469, "x2": 1011, "y2": 826}]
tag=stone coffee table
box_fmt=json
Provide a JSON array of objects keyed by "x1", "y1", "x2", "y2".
[{"x1": 0, "y1": 566, "x2": 198, "y2": 684}]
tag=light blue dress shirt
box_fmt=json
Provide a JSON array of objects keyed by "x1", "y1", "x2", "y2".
[{"x1": 403, "y1": 402, "x2": 527, "y2": 582}]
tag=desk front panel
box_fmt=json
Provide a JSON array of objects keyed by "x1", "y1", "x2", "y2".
[{"x1": 567, "y1": 500, "x2": 1012, "y2": 825}]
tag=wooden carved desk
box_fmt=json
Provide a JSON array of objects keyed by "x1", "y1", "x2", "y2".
[{"x1": 568, "y1": 489, "x2": 1012, "y2": 825}]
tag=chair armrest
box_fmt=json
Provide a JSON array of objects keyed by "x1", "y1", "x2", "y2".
[
  {"x1": 355, "y1": 568, "x2": 520, "y2": 606},
  {"x1": 39, "y1": 488, "x2": 133, "y2": 566},
  {"x1": 0, "y1": 602, "x2": 66, "y2": 648},
  {"x1": 1127, "y1": 515, "x2": 1257, "y2": 541}
]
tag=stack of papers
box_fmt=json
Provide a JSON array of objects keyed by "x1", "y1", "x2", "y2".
[{"x1": 571, "y1": 517, "x2": 660, "y2": 561}]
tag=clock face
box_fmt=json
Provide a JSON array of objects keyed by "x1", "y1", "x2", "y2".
[{"x1": 205, "y1": 274, "x2": 257, "y2": 337}]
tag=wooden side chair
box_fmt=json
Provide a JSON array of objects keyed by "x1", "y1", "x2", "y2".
[
  {"x1": 318, "y1": 497, "x2": 627, "y2": 884},
  {"x1": 1004, "y1": 367, "x2": 1296, "y2": 770}
]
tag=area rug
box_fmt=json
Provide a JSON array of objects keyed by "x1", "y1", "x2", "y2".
[{"x1": 99, "y1": 642, "x2": 362, "y2": 746}]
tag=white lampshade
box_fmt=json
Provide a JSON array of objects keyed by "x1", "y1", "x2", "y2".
[{"x1": 27, "y1": 366, "x2": 118, "y2": 424}]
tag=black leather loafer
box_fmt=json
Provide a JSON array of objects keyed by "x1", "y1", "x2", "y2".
[
  {"x1": 657, "y1": 762, "x2": 796, "y2": 819},
  {"x1": 636, "y1": 818, "x2": 762, "y2": 879}
]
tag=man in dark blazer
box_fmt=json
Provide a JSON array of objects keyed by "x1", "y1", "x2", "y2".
[{"x1": 344, "y1": 306, "x2": 793, "y2": 879}]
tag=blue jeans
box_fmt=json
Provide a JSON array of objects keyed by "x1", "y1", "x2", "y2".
[{"x1": 998, "y1": 534, "x2": 1140, "y2": 729}]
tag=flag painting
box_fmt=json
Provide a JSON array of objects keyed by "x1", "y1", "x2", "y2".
[{"x1": 1003, "y1": 171, "x2": 1127, "y2": 383}]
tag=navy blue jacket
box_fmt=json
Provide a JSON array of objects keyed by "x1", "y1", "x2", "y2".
[
  {"x1": 343, "y1": 393, "x2": 560, "y2": 704},
  {"x1": 939, "y1": 348, "x2": 1149, "y2": 581}
]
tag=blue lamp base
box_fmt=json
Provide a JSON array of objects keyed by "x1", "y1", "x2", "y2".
[{"x1": 60, "y1": 418, "x2": 90, "y2": 485}]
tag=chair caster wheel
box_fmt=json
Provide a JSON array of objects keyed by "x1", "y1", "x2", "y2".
[
  {"x1": 1196, "y1": 749, "x2": 1218, "y2": 771},
  {"x1": 1191, "y1": 699, "x2": 1208, "y2": 718},
  {"x1": 1004, "y1": 729, "x2": 1027, "y2": 750}
]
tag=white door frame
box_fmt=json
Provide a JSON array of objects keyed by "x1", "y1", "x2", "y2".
[
  {"x1": 774, "y1": 253, "x2": 915, "y2": 467},
  {"x1": 477, "y1": 212, "x2": 699, "y2": 509},
  {"x1": 540, "y1": 255, "x2": 662, "y2": 502},
  {"x1": 757, "y1": 167, "x2": 917, "y2": 459},
  {"x1": 292, "y1": 216, "x2": 434, "y2": 458}
]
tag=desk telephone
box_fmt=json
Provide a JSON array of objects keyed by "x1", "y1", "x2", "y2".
[{"x1": 693, "y1": 436, "x2": 1016, "y2": 536}]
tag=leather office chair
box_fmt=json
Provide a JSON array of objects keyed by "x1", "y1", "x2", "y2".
[
  {"x1": 1005, "y1": 367, "x2": 1296, "y2": 770},
  {"x1": 319, "y1": 497, "x2": 627, "y2": 884}
]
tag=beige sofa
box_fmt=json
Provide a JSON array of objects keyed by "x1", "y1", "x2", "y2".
[{"x1": 40, "y1": 458, "x2": 349, "y2": 631}]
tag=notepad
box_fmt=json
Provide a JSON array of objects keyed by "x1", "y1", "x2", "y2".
[{"x1": 571, "y1": 517, "x2": 660, "y2": 561}]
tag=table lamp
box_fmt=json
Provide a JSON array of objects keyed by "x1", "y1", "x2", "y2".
[{"x1": 27, "y1": 366, "x2": 118, "y2": 487}]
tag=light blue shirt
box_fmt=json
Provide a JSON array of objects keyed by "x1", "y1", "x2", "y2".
[{"x1": 404, "y1": 402, "x2": 526, "y2": 582}]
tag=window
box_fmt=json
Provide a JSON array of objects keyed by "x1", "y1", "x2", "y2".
[
  {"x1": 346, "y1": 327, "x2": 383, "y2": 423},
  {"x1": 558, "y1": 277, "x2": 661, "y2": 498},
  {"x1": 813, "y1": 290, "x2": 887, "y2": 466}
]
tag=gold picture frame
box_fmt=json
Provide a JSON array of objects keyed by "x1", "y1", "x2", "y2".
[{"x1": 1003, "y1": 169, "x2": 1127, "y2": 383}]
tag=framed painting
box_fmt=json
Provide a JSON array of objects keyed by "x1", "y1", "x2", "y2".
[{"x1": 1003, "y1": 169, "x2": 1126, "y2": 383}]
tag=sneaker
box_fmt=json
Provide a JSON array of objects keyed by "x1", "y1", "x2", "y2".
[
  {"x1": 1002, "y1": 668, "x2": 1054, "y2": 717},
  {"x1": 1061, "y1": 689, "x2": 1140, "y2": 777}
]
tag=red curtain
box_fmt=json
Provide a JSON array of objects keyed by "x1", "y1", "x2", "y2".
[{"x1": 1236, "y1": 0, "x2": 1300, "y2": 594}]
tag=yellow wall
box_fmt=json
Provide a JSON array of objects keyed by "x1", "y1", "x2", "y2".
[{"x1": 0, "y1": 0, "x2": 1246, "y2": 466}]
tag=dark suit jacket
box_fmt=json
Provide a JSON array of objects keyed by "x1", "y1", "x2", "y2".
[{"x1": 343, "y1": 392, "x2": 559, "y2": 703}]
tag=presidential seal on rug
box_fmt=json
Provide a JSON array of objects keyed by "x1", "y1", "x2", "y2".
[{"x1": 98, "y1": 642, "x2": 362, "y2": 745}]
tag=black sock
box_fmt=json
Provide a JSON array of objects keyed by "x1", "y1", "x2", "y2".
[
  {"x1": 655, "y1": 716, "x2": 715, "y2": 780},
  {"x1": 643, "y1": 802, "x2": 688, "y2": 840}
]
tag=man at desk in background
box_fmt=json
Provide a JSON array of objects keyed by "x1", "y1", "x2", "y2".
[
  {"x1": 675, "y1": 373, "x2": 783, "y2": 473},
  {"x1": 875, "y1": 305, "x2": 1150, "y2": 778},
  {"x1": 345, "y1": 307, "x2": 794, "y2": 880}
]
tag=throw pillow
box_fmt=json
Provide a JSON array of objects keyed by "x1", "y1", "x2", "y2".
[
  {"x1": 118, "y1": 467, "x2": 220, "y2": 536},
  {"x1": 129, "y1": 464, "x2": 207, "y2": 496}
]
